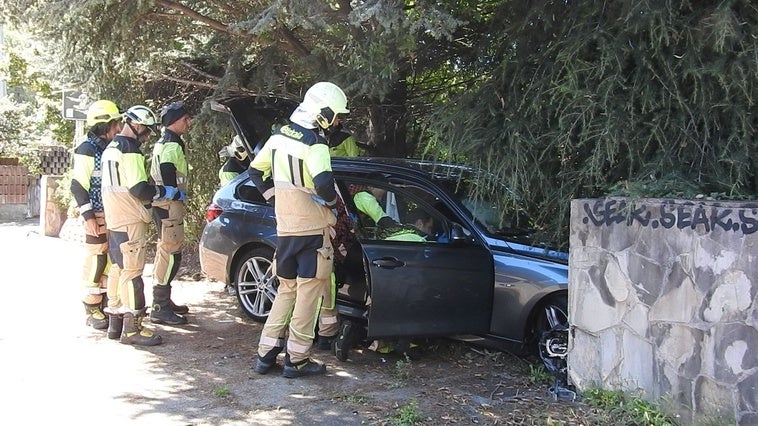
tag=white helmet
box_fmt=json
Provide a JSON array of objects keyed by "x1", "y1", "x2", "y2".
[
  {"x1": 123, "y1": 105, "x2": 159, "y2": 134},
  {"x1": 230, "y1": 135, "x2": 247, "y2": 161},
  {"x1": 301, "y1": 82, "x2": 350, "y2": 129}
]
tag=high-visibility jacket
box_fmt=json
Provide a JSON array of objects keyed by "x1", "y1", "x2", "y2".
[
  {"x1": 329, "y1": 131, "x2": 363, "y2": 157},
  {"x1": 218, "y1": 156, "x2": 250, "y2": 186},
  {"x1": 353, "y1": 191, "x2": 389, "y2": 224},
  {"x1": 70, "y1": 132, "x2": 109, "y2": 220},
  {"x1": 250, "y1": 123, "x2": 337, "y2": 236},
  {"x1": 150, "y1": 129, "x2": 188, "y2": 191},
  {"x1": 101, "y1": 135, "x2": 157, "y2": 229}
]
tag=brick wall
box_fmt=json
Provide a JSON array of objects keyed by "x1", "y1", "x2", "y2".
[
  {"x1": 0, "y1": 165, "x2": 28, "y2": 204},
  {"x1": 39, "y1": 146, "x2": 71, "y2": 175}
]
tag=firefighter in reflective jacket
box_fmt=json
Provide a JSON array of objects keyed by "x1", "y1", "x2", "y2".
[
  {"x1": 101, "y1": 105, "x2": 185, "y2": 346},
  {"x1": 149, "y1": 102, "x2": 191, "y2": 326},
  {"x1": 70, "y1": 100, "x2": 122, "y2": 332},
  {"x1": 218, "y1": 135, "x2": 250, "y2": 186},
  {"x1": 251, "y1": 82, "x2": 349, "y2": 378}
]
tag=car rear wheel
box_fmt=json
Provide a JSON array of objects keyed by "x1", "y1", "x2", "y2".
[
  {"x1": 534, "y1": 296, "x2": 569, "y2": 377},
  {"x1": 233, "y1": 247, "x2": 277, "y2": 322}
]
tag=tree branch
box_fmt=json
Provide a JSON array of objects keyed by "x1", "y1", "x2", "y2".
[
  {"x1": 180, "y1": 62, "x2": 221, "y2": 81},
  {"x1": 152, "y1": 0, "x2": 264, "y2": 43},
  {"x1": 274, "y1": 27, "x2": 311, "y2": 57},
  {"x1": 156, "y1": 73, "x2": 254, "y2": 94}
]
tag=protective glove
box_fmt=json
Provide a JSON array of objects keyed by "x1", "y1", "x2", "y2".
[
  {"x1": 311, "y1": 195, "x2": 338, "y2": 217},
  {"x1": 162, "y1": 186, "x2": 185, "y2": 201}
]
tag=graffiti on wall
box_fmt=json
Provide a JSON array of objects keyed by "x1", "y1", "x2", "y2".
[{"x1": 581, "y1": 199, "x2": 758, "y2": 234}]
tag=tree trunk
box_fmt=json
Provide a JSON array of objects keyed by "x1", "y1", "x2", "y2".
[{"x1": 367, "y1": 81, "x2": 409, "y2": 157}]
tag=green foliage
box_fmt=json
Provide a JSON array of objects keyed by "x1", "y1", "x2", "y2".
[
  {"x1": 424, "y1": 0, "x2": 758, "y2": 249},
  {"x1": 389, "y1": 355, "x2": 413, "y2": 388},
  {"x1": 583, "y1": 387, "x2": 678, "y2": 426},
  {"x1": 182, "y1": 107, "x2": 233, "y2": 243},
  {"x1": 335, "y1": 393, "x2": 369, "y2": 405},
  {"x1": 527, "y1": 364, "x2": 551, "y2": 385},
  {"x1": 2, "y1": 0, "x2": 755, "y2": 253},
  {"x1": 212, "y1": 387, "x2": 229, "y2": 397},
  {"x1": 391, "y1": 399, "x2": 424, "y2": 426},
  {"x1": 0, "y1": 30, "x2": 74, "y2": 171}
]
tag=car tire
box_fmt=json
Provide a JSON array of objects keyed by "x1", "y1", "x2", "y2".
[
  {"x1": 534, "y1": 295, "x2": 569, "y2": 376},
  {"x1": 233, "y1": 247, "x2": 277, "y2": 322}
]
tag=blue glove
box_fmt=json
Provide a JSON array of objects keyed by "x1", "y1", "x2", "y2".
[
  {"x1": 162, "y1": 186, "x2": 184, "y2": 201},
  {"x1": 312, "y1": 195, "x2": 337, "y2": 217}
]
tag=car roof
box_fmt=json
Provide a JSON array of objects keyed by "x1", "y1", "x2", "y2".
[{"x1": 333, "y1": 156, "x2": 473, "y2": 178}]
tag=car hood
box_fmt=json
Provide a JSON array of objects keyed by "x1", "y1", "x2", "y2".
[{"x1": 210, "y1": 95, "x2": 299, "y2": 156}]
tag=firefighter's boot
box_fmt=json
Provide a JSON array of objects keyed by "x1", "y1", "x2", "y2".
[
  {"x1": 150, "y1": 285, "x2": 188, "y2": 325},
  {"x1": 121, "y1": 309, "x2": 162, "y2": 346},
  {"x1": 282, "y1": 354, "x2": 326, "y2": 378},
  {"x1": 254, "y1": 346, "x2": 283, "y2": 375},
  {"x1": 84, "y1": 302, "x2": 108, "y2": 330},
  {"x1": 166, "y1": 285, "x2": 189, "y2": 315},
  {"x1": 107, "y1": 314, "x2": 123, "y2": 340}
]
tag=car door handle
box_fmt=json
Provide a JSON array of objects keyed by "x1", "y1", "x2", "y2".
[{"x1": 371, "y1": 257, "x2": 405, "y2": 269}]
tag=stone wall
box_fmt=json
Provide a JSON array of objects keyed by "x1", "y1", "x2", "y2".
[
  {"x1": 39, "y1": 175, "x2": 67, "y2": 237},
  {"x1": 568, "y1": 198, "x2": 757, "y2": 425}
]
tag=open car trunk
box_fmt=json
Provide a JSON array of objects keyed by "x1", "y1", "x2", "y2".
[{"x1": 210, "y1": 95, "x2": 298, "y2": 156}]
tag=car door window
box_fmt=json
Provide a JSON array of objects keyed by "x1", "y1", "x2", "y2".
[{"x1": 342, "y1": 178, "x2": 448, "y2": 243}]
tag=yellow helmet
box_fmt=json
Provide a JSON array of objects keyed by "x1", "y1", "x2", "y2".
[{"x1": 86, "y1": 100, "x2": 122, "y2": 127}]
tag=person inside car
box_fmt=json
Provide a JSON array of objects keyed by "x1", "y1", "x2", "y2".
[{"x1": 385, "y1": 208, "x2": 435, "y2": 242}]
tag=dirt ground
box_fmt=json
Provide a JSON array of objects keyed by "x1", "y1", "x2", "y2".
[{"x1": 0, "y1": 218, "x2": 609, "y2": 425}]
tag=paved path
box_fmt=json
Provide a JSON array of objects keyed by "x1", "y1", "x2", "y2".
[{"x1": 0, "y1": 219, "x2": 225, "y2": 425}]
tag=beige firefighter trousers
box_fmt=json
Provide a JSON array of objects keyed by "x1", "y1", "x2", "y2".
[
  {"x1": 257, "y1": 231, "x2": 333, "y2": 363},
  {"x1": 152, "y1": 200, "x2": 186, "y2": 287},
  {"x1": 107, "y1": 221, "x2": 148, "y2": 312}
]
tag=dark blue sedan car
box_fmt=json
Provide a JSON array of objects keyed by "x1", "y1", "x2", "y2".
[{"x1": 200, "y1": 96, "x2": 569, "y2": 371}]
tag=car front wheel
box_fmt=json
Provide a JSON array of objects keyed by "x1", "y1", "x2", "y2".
[
  {"x1": 534, "y1": 296, "x2": 569, "y2": 377},
  {"x1": 233, "y1": 247, "x2": 277, "y2": 322}
]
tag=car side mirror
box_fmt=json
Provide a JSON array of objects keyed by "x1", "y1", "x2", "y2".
[{"x1": 449, "y1": 223, "x2": 469, "y2": 245}]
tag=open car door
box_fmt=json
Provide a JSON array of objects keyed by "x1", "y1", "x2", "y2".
[{"x1": 363, "y1": 239, "x2": 493, "y2": 339}]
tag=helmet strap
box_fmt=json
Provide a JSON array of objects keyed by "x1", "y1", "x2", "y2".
[
  {"x1": 316, "y1": 107, "x2": 336, "y2": 129},
  {"x1": 127, "y1": 122, "x2": 151, "y2": 139}
]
